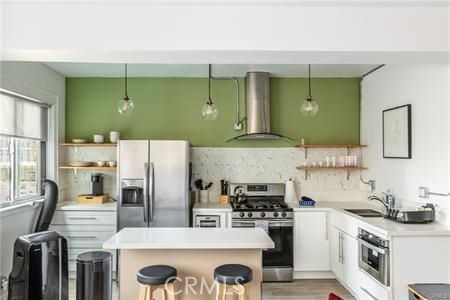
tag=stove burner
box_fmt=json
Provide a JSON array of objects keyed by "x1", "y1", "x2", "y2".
[{"x1": 232, "y1": 198, "x2": 292, "y2": 212}]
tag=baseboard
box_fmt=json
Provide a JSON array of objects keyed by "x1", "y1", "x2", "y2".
[{"x1": 293, "y1": 271, "x2": 336, "y2": 279}]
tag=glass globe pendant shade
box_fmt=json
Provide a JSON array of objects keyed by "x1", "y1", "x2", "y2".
[
  {"x1": 300, "y1": 96, "x2": 319, "y2": 117},
  {"x1": 202, "y1": 98, "x2": 219, "y2": 120},
  {"x1": 117, "y1": 96, "x2": 135, "y2": 117}
]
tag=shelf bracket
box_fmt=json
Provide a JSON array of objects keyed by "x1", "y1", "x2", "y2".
[
  {"x1": 304, "y1": 148, "x2": 308, "y2": 160},
  {"x1": 347, "y1": 169, "x2": 350, "y2": 180}
]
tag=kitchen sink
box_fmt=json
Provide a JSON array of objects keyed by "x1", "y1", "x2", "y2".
[{"x1": 344, "y1": 209, "x2": 384, "y2": 218}]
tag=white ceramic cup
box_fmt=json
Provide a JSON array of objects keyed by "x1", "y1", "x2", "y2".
[
  {"x1": 107, "y1": 161, "x2": 117, "y2": 167},
  {"x1": 110, "y1": 131, "x2": 120, "y2": 143},
  {"x1": 93, "y1": 134, "x2": 104, "y2": 143},
  {"x1": 97, "y1": 161, "x2": 106, "y2": 167},
  {"x1": 199, "y1": 190, "x2": 209, "y2": 203}
]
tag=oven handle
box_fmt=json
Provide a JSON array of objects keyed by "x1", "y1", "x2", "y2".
[
  {"x1": 357, "y1": 236, "x2": 389, "y2": 254},
  {"x1": 269, "y1": 221, "x2": 293, "y2": 227},
  {"x1": 232, "y1": 220, "x2": 293, "y2": 227}
]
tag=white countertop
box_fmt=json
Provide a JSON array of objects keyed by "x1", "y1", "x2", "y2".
[
  {"x1": 290, "y1": 201, "x2": 450, "y2": 237},
  {"x1": 57, "y1": 200, "x2": 117, "y2": 211},
  {"x1": 193, "y1": 202, "x2": 232, "y2": 212},
  {"x1": 103, "y1": 227, "x2": 274, "y2": 250}
]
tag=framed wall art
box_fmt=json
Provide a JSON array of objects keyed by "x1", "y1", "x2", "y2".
[{"x1": 382, "y1": 104, "x2": 412, "y2": 159}]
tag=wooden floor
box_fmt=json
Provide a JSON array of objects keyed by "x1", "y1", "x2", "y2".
[{"x1": 1, "y1": 279, "x2": 354, "y2": 300}]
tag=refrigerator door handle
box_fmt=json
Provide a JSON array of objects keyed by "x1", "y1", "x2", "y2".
[
  {"x1": 143, "y1": 162, "x2": 149, "y2": 223},
  {"x1": 149, "y1": 162, "x2": 155, "y2": 222}
]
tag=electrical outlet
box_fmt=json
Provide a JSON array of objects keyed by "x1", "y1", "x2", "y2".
[
  {"x1": 418, "y1": 186, "x2": 430, "y2": 198},
  {"x1": 233, "y1": 123, "x2": 242, "y2": 131}
]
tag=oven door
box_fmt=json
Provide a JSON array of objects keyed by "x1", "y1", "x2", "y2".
[
  {"x1": 232, "y1": 219, "x2": 293, "y2": 281},
  {"x1": 357, "y1": 236, "x2": 390, "y2": 286}
]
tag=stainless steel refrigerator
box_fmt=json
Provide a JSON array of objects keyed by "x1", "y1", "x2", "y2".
[{"x1": 117, "y1": 140, "x2": 190, "y2": 230}]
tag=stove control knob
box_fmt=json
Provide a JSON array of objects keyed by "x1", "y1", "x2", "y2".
[
  {"x1": 248, "y1": 212, "x2": 253, "y2": 217},
  {"x1": 239, "y1": 212, "x2": 245, "y2": 218},
  {"x1": 260, "y1": 212, "x2": 266, "y2": 218},
  {"x1": 273, "y1": 212, "x2": 279, "y2": 218},
  {"x1": 281, "y1": 212, "x2": 287, "y2": 217}
]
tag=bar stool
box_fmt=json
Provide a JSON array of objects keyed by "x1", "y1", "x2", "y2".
[
  {"x1": 214, "y1": 264, "x2": 253, "y2": 300},
  {"x1": 137, "y1": 265, "x2": 177, "y2": 300}
]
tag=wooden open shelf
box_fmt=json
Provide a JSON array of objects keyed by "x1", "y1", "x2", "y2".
[
  {"x1": 295, "y1": 144, "x2": 367, "y2": 148},
  {"x1": 297, "y1": 166, "x2": 367, "y2": 180},
  {"x1": 296, "y1": 166, "x2": 367, "y2": 170},
  {"x1": 60, "y1": 143, "x2": 117, "y2": 147},
  {"x1": 296, "y1": 144, "x2": 367, "y2": 159},
  {"x1": 59, "y1": 166, "x2": 117, "y2": 170}
]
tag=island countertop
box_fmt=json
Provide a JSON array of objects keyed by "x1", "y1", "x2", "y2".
[{"x1": 103, "y1": 227, "x2": 274, "y2": 250}]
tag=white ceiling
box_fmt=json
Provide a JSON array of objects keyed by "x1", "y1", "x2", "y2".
[{"x1": 44, "y1": 63, "x2": 379, "y2": 78}]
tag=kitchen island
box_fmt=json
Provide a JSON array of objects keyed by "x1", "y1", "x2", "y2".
[{"x1": 103, "y1": 227, "x2": 274, "y2": 300}]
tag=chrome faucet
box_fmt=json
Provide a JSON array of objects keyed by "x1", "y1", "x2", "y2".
[{"x1": 368, "y1": 191, "x2": 396, "y2": 210}]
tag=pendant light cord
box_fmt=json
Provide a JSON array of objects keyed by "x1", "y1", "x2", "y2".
[
  {"x1": 124, "y1": 63, "x2": 128, "y2": 97},
  {"x1": 308, "y1": 64, "x2": 312, "y2": 97},
  {"x1": 208, "y1": 64, "x2": 212, "y2": 102}
]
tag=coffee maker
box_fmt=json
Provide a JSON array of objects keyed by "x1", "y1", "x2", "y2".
[{"x1": 91, "y1": 173, "x2": 104, "y2": 196}]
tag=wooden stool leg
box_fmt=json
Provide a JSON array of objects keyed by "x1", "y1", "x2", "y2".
[
  {"x1": 216, "y1": 283, "x2": 226, "y2": 300},
  {"x1": 146, "y1": 286, "x2": 153, "y2": 300},
  {"x1": 236, "y1": 284, "x2": 247, "y2": 300},
  {"x1": 164, "y1": 283, "x2": 176, "y2": 300},
  {"x1": 138, "y1": 284, "x2": 148, "y2": 300}
]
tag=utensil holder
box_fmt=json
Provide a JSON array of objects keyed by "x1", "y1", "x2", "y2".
[{"x1": 199, "y1": 190, "x2": 209, "y2": 203}]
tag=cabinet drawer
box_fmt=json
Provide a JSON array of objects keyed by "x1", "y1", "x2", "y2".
[
  {"x1": 51, "y1": 224, "x2": 116, "y2": 233},
  {"x1": 330, "y1": 211, "x2": 359, "y2": 237},
  {"x1": 68, "y1": 248, "x2": 116, "y2": 272},
  {"x1": 57, "y1": 230, "x2": 115, "y2": 248},
  {"x1": 53, "y1": 211, "x2": 116, "y2": 225},
  {"x1": 359, "y1": 270, "x2": 389, "y2": 300}
]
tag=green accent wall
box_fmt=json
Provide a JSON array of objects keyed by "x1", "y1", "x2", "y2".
[{"x1": 66, "y1": 77, "x2": 360, "y2": 147}]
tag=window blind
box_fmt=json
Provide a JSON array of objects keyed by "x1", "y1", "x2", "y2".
[{"x1": 0, "y1": 91, "x2": 49, "y2": 141}]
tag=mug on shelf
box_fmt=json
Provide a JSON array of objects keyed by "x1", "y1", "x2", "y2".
[
  {"x1": 93, "y1": 134, "x2": 104, "y2": 144},
  {"x1": 110, "y1": 131, "x2": 120, "y2": 143}
]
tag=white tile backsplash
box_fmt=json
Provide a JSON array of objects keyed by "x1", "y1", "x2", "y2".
[{"x1": 191, "y1": 147, "x2": 363, "y2": 203}]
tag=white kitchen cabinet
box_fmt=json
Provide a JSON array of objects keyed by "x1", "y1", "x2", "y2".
[
  {"x1": 330, "y1": 226, "x2": 359, "y2": 297},
  {"x1": 342, "y1": 231, "x2": 359, "y2": 297},
  {"x1": 330, "y1": 226, "x2": 344, "y2": 279},
  {"x1": 50, "y1": 202, "x2": 117, "y2": 278},
  {"x1": 294, "y1": 211, "x2": 330, "y2": 271}
]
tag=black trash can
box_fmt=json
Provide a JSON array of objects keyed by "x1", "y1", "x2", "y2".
[{"x1": 76, "y1": 251, "x2": 112, "y2": 300}]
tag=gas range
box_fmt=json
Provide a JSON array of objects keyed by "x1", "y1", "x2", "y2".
[
  {"x1": 229, "y1": 183, "x2": 293, "y2": 220},
  {"x1": 231, "y1": 199, "x2": 293, "y2": 219},
  {"x1": 228, "y1": 183, "x2": 294, "y2": 282}
]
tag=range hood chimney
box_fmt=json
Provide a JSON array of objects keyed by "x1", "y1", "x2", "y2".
[{"x1": 229, "y1": 72, "x2": 292, "y2": 141}]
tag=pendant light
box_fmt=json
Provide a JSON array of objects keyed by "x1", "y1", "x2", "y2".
[
  {"x1": 117, "y1": 63, "x2": 135, "y2": 116},
  {"x1": 300, "y1": 64, "x2": 319, "y2": 117},
  {"x1": 201, "y1": 64, "x2": 218, "y2": 120}
]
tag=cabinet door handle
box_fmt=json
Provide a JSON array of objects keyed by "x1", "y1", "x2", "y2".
[
  {"x1": 338, "y1": 232, "x2": 342, "y2": 263},
  {"x1": 67, "y1": 217, "x2": 97, "y2": 220},
  {"x1": 66, "y1": 236, "x2": 97, "y2": 239},
  {"x1": 325, "y1": 214, "x2": 328, "y2": 241},
  {"x1": 341, "y1": 233, "x2": 345, "y2": 264},
  {"x1": 361, "y1": 287, "x2": 379, "y2": 300}
]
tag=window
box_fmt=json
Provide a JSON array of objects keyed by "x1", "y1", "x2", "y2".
[
  {"x1": 0, "y1": 137, "x2": 44, "y2": 204},
  {"x1": 0, "y1": 90, "x2": 49, "y2": 207}
]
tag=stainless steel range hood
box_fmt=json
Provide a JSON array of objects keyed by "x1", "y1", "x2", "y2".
[{"x1": 228, "y1": 72, "x2": 292, "y2": 141}]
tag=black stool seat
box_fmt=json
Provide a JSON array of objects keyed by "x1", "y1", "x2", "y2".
[
  {"x1": 214, "y1": 264, "x2": 253, "y2": 285},
  {"x1": 137, "y1": 265, "x2": 177, "y2": 285}
]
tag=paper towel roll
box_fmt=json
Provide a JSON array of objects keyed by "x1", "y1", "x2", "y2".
[{"x1": 284, "y1": 178, "x2": 298, "y2": 203}]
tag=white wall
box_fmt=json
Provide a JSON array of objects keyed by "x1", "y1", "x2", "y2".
[
  {"x1": 2, "y1": 1, "x2": 448, "y2": 64},
  {"x1": 0, "y1": 61, "x2": 65, "y2": 279},
  {"x1": 360, "y1": 64, "x2": 450, "y2": 224}
]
